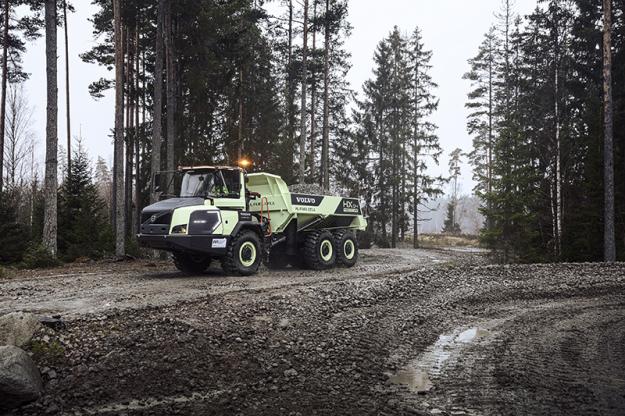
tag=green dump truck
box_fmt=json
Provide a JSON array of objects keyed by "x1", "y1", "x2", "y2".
[{"x1": 137, "y1": 165, "x2": 367, "y2": 276}]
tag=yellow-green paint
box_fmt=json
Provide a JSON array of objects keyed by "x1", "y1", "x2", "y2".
[
  {"x1": 166, "y1": 171, "x2": 367, "y2": 237},
  {"x1": 220, "y1": 211, "x2": 240, "y2": 235},
  {"x1": 247, "y1": 173, "x2": 367, "y2": 233}
]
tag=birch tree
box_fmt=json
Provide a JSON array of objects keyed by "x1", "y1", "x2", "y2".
[{"x1": 4, "y1": 84, "x2": 33, "y2": 186}]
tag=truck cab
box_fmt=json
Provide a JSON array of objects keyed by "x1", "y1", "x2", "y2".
[{"x1": 138, "y1": 166, "x2": 267, "y2": 275}]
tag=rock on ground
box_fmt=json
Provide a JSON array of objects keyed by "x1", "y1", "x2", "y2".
[
  {"x1": 0, "y1": 345, "x2": 43, "y2": 410},
  {"x1": 0, "y1": 312, "x2": 41, "y2": 347}
]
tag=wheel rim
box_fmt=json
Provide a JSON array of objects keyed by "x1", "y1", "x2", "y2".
[
  {"x1": 320, "y1": 239, "x2": 333, "y2": 262},
  {"x1": 239, "y1": 241, "x2": 257, "y2": 267},
  {"x1": 343, "y1": 239, "x2": 355, "y2": 260}
]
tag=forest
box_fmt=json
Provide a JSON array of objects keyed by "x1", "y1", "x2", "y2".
[{"x1": 0, "y1": 0, "x2": 623, "y2": 265}]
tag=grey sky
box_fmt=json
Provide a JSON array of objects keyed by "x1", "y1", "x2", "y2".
[{"x1": 21, "y1": 0, "x2": 538, "y2": 193}]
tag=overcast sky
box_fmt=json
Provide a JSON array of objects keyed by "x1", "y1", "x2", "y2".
[{"x1": 21, "y1": 0, "x2": 538, "y2": 194}]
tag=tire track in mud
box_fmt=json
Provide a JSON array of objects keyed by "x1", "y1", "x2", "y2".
[
  {"x1": 388, "y1": 297, "x2": 625, "y2": 416},
  {"x1": 9, "y1": 260, "x2": 625, "y2": 416}
]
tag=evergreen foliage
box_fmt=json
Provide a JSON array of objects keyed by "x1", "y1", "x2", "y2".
[
  {"x1": 343, "y1": 26, "x2": 443, "y2": 248},
  {"x1": 57, "y1": 146, "x2": 112, "y2": 261},
  {"x1": 0, "y1": 187, "x2": 31, "y2": 263},
  {"x1": 466, "y1": 0, "x2": 625, "y2": 262}
]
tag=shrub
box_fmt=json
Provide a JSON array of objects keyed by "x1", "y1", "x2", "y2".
[
  {"x1": 20, "y1": 244, "x2": 62, "y2": 269},
  {"x1": 0, "y1": 222, "x2": 31, "y2": 264}
]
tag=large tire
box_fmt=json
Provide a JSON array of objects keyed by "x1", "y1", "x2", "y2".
[
  {"x1": 334, "y1": 230, "x2": 358, "y2": 268},
  {"x1": 222, "y1": 230, "x2": 262, "y2": 276},
  {"x1": 303, "y1": 230, "x2": 336, "y2": 270},
  {"x1": 173, "y1": 253, "x2": 211, "y2": 274}
]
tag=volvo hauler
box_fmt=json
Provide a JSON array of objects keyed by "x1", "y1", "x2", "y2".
[{"x1": 137, "y1": 166, "x2": 367, "y2": 276}]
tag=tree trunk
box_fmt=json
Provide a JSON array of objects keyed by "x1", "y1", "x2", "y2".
[
  {"x1": 603, "y1": 0, "x2": 615, "y2": 262},
  {"x1": 298, "y1": 0, "x2": 309, "y2": 184},
  {"x1": 151, "y1": 0, "x2": 165, "y2": 203},
  {"x1": 113, "y1": 0, "x2": 125, "y2": 256},
  {"x1": 308, "y1": 0, "x2": 317, "y2": 180},
  {"x1": 321, "y1": 0, "x2": 330, "y2": 191},
  {"x1": 487, "y1": 40, "x2": 493, "y2": 232},
  {"x1": 400, "y1": 139, "x2": 406, "y2": 241},
  {"x1": 413, "y1": 53, "x2": 420, "y2": 249},
  {"x1": 125, "y1": 24, "x2": 134, "y2": 238},
  {"x1": 63, "y1": 0, "x2": 71, "y2": 172},
  {"x1": 287, "y1": 0, "x2": 294, "y2": 172},
  {"x1": 0, "y1": 0, "x2": 9, "y2": 192},
  {"x1": 237, "y1": 67, "x2": 243, "y2": 161},
  {"x1": 554, "y1": 61, "x2": 562, "y2": 259},
  {"x1": 134, "y1": 19, "x2": 140, "y2": 233},
  {"x1": 164, "y1": 0, "x2": 175, "y2": 193},
  {"x1": 552, "y1": 6, "x2": 562, "y2": 259},
  {"x1": 43, "y1": 0, "x2": 58, "y2": 256}
]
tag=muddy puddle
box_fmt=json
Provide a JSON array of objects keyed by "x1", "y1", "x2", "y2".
[{"x1": 388, "y1": 323, "x2": 496, "y2": 394}]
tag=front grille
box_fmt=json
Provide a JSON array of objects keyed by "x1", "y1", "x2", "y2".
[
  {"x1": 141, "y1": 211, "x2": 172, "y2": 226},
  {"x1": 140, "y1": 210, "x2": 173, "y2": 236}
]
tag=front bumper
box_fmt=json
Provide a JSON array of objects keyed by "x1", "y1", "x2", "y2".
[{"x1": 137, "y1": 234, "x2": 229, "y2": 256}]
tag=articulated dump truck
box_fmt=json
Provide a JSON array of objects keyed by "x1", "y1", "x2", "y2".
[{"x1": 137, "y1": 166, "x2": 367, "y2": 276}]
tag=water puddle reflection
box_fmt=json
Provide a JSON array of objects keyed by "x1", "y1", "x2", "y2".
[{"x1": 389, "y1": 325, "x2": 493, "y2": 393}]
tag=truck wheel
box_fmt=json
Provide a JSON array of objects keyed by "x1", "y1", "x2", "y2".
[
  {"x1": 335, "y1": 231, "x2": 358, "y2": 268},
  {"x1": 222, "y1": 230, "x2": 262, "y2": 276},
  {"x1": 173, "y1": 253, "x2": 211, "y2": 274},
  {"x1": 304, "y1": 230, "x2": 336, "y2": 270}
]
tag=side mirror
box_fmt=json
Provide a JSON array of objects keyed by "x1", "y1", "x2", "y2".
[{"x1": 153, "y1": 173, "x2": 162, "y2": 193}]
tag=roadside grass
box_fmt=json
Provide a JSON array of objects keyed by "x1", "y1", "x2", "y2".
[{"x1": 418, "y1": 233, "x2": 481, "y2": 249}]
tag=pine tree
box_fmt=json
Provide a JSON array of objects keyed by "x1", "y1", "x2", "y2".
[
  {"x1": 602, "y1": 0, "x2": 615, "y2": 261},
  {"x1": 344, "y1": 27, "x2": 441, "y2": 248},
  {"x1": 464, "y1": 27, "x2": 496, "y2": 223},
  {"x1": 408, "y1": 27, "x2": 443, "y2": 248},
  {"x1": 113, "y1": 0, "x2": 125, "y2": 256},
  {"x1": 42, "y1": 0, "x2": 58, "y2": 257},
  {"x1": 58, "y1": 146, "x2": 111, "y2": 260}
]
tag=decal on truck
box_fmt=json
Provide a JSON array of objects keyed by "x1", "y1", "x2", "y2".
[
  {"x1": 335, "y1": 198, "x2": 362, "y2": 215},
  {"x1": 238, "y1": 211, "x2": 253, "y2": 221},
  {"x1": 291, "y1": 194, "x2": 324, "y2": 207}
]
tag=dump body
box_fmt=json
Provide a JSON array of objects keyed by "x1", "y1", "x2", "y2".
[{"x1": 246, "y1": 173, "x2": 367, "y2": 234}]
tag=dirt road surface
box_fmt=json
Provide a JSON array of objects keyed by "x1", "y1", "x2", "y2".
[{"x1": 2, "y1": 248, "x2": 624, "y2": 416}]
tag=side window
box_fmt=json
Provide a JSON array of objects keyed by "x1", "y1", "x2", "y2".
[{"x1": 218, "y1": 170, "x2": 241, "y2": 197}]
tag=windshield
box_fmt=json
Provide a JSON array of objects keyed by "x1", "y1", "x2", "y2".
[{"x1": 179, "y1": 170, "x2": 241, "y2": 198}]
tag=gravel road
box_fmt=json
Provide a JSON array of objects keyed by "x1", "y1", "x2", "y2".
[{"x1": 2, "y1": 249, "x2": 624, "y2": 416}]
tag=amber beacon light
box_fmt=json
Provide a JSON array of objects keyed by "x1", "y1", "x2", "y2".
[{"x1": 238, "y1": 158, "x2": 252, "y2": 169}]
